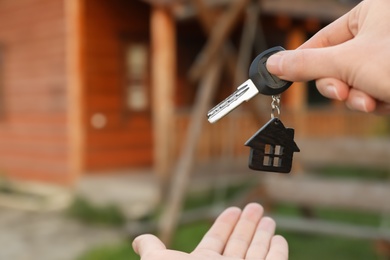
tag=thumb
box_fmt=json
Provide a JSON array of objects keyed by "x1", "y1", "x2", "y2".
[
  {"x1": 132, "y1": 234, "x2": 166, "y2": 257},
  {"x1": 266, "y1": 47, "x2": 347, "y2": 82}
]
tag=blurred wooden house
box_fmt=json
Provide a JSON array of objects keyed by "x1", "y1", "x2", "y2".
[{"x1": 0, "y1": 0, "x2": 384, "y2": 185}]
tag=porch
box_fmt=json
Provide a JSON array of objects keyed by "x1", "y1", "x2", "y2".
[{"x1": 174, "y1": 107, "x2": 387, "y2": 163}]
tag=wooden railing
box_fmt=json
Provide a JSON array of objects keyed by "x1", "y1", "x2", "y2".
[{"x1": 174, "y1": 107, "x2": 388, "y2": 163}]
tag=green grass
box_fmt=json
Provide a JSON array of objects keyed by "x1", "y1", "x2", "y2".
[
  {"x1": 77, "y1": 219, "x2": 384, "y2": 260},
  {"x1": 77, "y1": 202, "x2": 387, "y2": 260},
  {"x1": 281, "y1": 231, "x2": 382, "y2": 260},
  {"x1": 171, "y1": 220, "x2": 211, "y2": 252},
  {"x1": 76, "y1": 166, "x2": 390, "y2": 260},
  {"x1": 273, "y1": 204, "x2": 385, "y2": 259},
  {"x1": 77, "y1": 242, "x2": 137, "y2": 260},
  {"x1": 314, "y1": 165, "x2": 390, "y2": 181},
  {"x1": 67, "y1": 197, "x2": 126, "y2": 227},
  {"x1": 275, "y1": 203, "x2": 382, "y2": 227},
  {"x1": 76, "y1": 221, "x2": 211, "y2": 260}
]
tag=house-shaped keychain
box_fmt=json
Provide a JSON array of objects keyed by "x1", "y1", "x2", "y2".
[{"x1": 245, "y1": 117, "x2": 300, "y2": 173}]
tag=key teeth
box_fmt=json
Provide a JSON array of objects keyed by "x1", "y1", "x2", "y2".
[
  {"x1": 207, "y1": 80, "x2": 260, "y2": 123},
  {"x1": 207, "y1": 108, "x2": 226, "y2": 122},
  {"x1": 207, "y1": 106, "x2": 227, "y2": 123},
  {"x1": 207, "y1": 84, "x2": 250, "y2": 121}
]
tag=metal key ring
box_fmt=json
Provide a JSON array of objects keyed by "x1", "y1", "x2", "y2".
[{"x1": 271, "y1": 95, "x2": 281, "y2": 118}]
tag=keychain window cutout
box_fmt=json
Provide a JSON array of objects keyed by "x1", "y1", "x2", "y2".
[
  {"x1": 263, "y1": 155, "x2": 272, "y2": 166},
  {"x1": 245, "y1": 118, "x2": 300, "y2": 173},
  {"x1": 263, "y1": 144, "x2": 283, "y2": 167},
  {"x1": 275, "y1": 145, "x2": 283, "y2": 155},
  {"x1": 273, "y1": 157, "x2": 282, "y2": 167},
  {"x1": 264, "y1": 144, "x2": 273, "y2": 154}
]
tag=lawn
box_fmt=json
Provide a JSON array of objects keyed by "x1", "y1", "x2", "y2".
[
  {"x1": 76, "y1": 166, "x2": 390, "y2": 260},
  {"x1": 77, "y1": 222, "x2": 384, "y2": 260},
  {"x1": 76, "y1": 204, "x2": 387, "y2": 260}
]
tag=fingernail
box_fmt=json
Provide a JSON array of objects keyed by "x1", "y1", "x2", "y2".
[
  {"x1": 324, "y1": 85, "x2": 341, "y2": 100},
  {"x1": 266, "y1": 54, "x2": 282, "y2": 75},
  {"x1": 351, "y1": 97, "x2": 368, "y2": 112},
  {"x1": 259, "y1": 217, "x2": 276, "y2": 232}
]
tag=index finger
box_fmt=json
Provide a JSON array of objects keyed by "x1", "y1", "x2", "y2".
[
  {"x1": 193, "y1": 207, "x2": 241, "y2": 254},
  {"x1": 299, "y1": 2, "x2": 362, "y2": 49}
]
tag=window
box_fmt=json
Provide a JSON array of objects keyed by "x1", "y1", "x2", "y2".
[
  {"x1": 125, "y1": 43, "x2": 149, "y2": 112},
  {"x1": 263, "y1": 144, "x2": 284, "y2": 168}
]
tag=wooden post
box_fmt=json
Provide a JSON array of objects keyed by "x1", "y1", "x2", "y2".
[
  {"x1": 65, "y1": 0, "x2": 84, "y2": 184},
  {"x1": 283, "y1": 26, "x2": 308, "y2": 141},
  {"x1": 284, "y1": 27, "x2": 307, "y2": 113},
  {"x1": 188, "y1": 0, "x2": 250, "y2": 82},
  {"x1": 191, "y1": 0, "x2": 267, "y2": 122},
  {"x1": 235, "y1": 1, "x2": 260, "y2": 85},
  {"x1": 282, "y1": 26, "x2": 307, "y2": 173},
  {"x1": 159, "y1": 59, "x2": 222, "y2": 245},
  {"x1": 151, "y1": 6, "x2": 176, "y2": 193},
  {"x1": 191, "y1": 0, "x2": 237, "y2": 80}
]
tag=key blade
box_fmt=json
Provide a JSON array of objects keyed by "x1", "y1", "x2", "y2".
[{"x1": 207, "y1": 80, "x2": 259, "y2": 123}]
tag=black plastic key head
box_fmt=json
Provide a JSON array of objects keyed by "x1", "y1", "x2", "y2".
[{"x1": 249, "y1": 46, "x2": 293, "y2": 96}]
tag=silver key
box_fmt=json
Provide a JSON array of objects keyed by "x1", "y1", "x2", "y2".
[
  {"x1": 207, "y1": 46, "x2": 293, "y2": 124},
  {"x1": 207, "y1": 80, "x2": 259, "y2": 123}
]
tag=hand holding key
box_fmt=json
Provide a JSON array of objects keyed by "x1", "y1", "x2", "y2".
[
  {"x1": 207, "y1": 47, "x2": 292, "y2": 123},
  {"x1": 266, "y1": 0, "x2": 390, "y2": 114},
  {"x1": 207, "y1": 47, "x2": 299, "y2": 174}
]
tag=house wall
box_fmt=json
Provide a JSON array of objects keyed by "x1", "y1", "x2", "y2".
[
  {"x1": 0, "y1": 0, "x2": 70, "y2": 183},
  {"x1": 82, "y1": 0, "x2": 153, "y2": 171}
]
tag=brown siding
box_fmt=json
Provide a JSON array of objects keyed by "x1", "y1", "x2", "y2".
[
  {"x1": 0, "y1": 0, "x2": 70, "y2": 184},
  {"x1": 83, "y1": 0, "x2": 153, "y2": 171}
]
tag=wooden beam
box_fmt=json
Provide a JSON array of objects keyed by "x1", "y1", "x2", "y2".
[
  {"x1": 65, "y1": 0, "x2": 84, "y2": 184},
  {"x1": 297, "y1": 138, "x2": 390, "y2": 169},
  {"x1": 191, "y1": 0, "x2": 215, "y2": 28},
  {"x1": 151, "y1": 6, "x2": 176, "y2": 191},
  {"x1": 237, "y1": 2, "x2": 269, "y2": 123},
  {"x1": 190, "y1": 0, "x2": 238, "y2": 83},
  {"x1": 220, "y1": 1, "x2": 261, "y2": 167},
  {"x1": 234, "y1": 1, "x2": 260, "y2": 84},
  {"x1": 192, "y1": 0, "x2": 268, "y2": 133},
  {"x1": 261, "y1": 0, "x2": 356, "y2": 22},
  {"x1": 188, "y1": 0, "x2": 250, "y2": 82},
  {"x1": 284, "y1": 27, "x2": 307, "y2": 113},
  {"x1": 272, "y1": 215, "x2": 390, "y2": 241},
  {"x1": 158, "y1": 59, "x2": 223, "y2": 245},
  {"x1": 0, "y1": 45, "x2": 4, "y2": 119},
  {"x1": 142, "y1": 0, "x2": 234, "y2": 20},
  {"x1": 171, "y1": 0, "x2": 355, "y2": 22}
]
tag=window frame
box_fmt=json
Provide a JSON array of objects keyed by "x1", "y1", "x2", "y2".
[
  {"x1": 263, "y1": 144, "x2": 284, "y2": 168},
  {"x1": 122, "y1": 39, "x2": 151, "y2": 116}
]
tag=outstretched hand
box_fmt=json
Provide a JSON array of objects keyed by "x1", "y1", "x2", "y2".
[
  {"x1": 132, "y1": 203, "x2": 288, "y2": 260},
  {"x1": 266, "y1": 0, "x2": 390, "y2": 113}
]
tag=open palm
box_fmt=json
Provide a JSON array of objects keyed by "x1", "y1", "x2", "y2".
[{"x1": 133, "y1": 203, "x2": 288, "y2": 260}]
